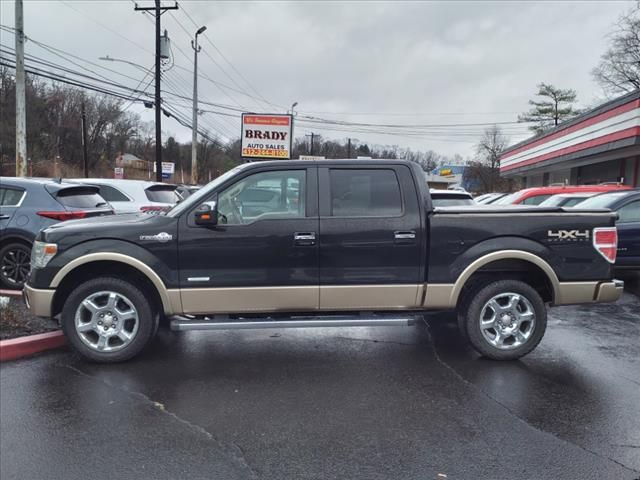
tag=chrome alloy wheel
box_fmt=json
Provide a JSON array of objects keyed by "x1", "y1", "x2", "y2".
[
  {"x1": 74, "y1": 291, "x2": 139, "y2": 353},
  {"x1": 479, "y1": 292, "x2": 536, "y2": 350}
]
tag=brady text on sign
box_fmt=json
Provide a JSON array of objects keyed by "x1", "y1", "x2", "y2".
[{"x1": 241, "y1": 114, "x2": 293, "y2": 160}]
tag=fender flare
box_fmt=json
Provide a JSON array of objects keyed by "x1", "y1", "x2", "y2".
[
  {"x1": 450, "y1": 249, "x2": 560, "y2": 306},
  {"x1": 50, "y1": 252, "x2": 176, "y2": 314}
]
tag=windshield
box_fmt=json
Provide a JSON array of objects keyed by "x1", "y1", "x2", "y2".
[
  {"x1": 166, "y1": 164, "x2": 248, "y2": 217},
  {"x1": 571, "y1": 191, "x2": 629, "y2": 209},
  {"x1": 538, "y1": 196, "x2": 570, "y2": 207},
  {"x1": 493, "y1": 192, "x2": 521, "y2": 205}
]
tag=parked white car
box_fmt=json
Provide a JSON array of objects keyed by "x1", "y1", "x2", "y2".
[
  {"x1": 69, "y1": 179, "x2": 180, "y2": 214},
  {"x1": 429, "y1": 189, "x2": 476, "y2": 207}
]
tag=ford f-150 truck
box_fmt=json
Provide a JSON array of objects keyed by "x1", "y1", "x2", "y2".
[{"x1": 23, "y1": 160, "x2": 624, "y2": 363}]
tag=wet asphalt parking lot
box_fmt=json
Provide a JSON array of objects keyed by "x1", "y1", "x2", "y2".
[{"x1": 1, "y1": 293, "x2": 639, "y2": 480}]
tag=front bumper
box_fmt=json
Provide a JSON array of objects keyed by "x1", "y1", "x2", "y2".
[{"x1": 23, "y1": 284, "x2": 55, "y2": 318}]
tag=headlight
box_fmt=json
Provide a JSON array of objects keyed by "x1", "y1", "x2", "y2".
[{"x1": 31, "y1": 241, "x2": 58, "y2": 269}]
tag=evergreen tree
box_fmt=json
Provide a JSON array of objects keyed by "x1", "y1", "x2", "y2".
[{"x1": 518, "y1": 83, "x2": 581, "y2": 134}]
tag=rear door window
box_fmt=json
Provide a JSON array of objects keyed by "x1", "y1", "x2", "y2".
[
  {"x1": 0, "y1": 187, "x2": 25, "y2": 206},
  {"x1": 145, "y1": 186, "x2": 179, "y2": 203},
  {"x1": 55, "y1": 187, "x2": 107, "y2": 209},
  {"x1": 329, "y1": 169, "x2": 402, "y2": 217}
]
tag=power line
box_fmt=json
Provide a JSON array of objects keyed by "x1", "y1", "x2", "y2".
[
  {"x1": 0, "y1": 59, "x2": 146, "y2": 102},
  {"x1": 178, "y1": 2, "x2": 277, "y2": 110}
]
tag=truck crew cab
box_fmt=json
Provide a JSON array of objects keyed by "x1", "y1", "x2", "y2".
[{"x1": 24, "y1": 160, "x2": 623, "y2": 363}]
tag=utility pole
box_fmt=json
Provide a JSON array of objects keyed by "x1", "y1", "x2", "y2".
[
  {"x1": 15, "y1": 0, "x2": 27, "y2": 177},
  {"x1": 81, "y1": 101, "x2": 88, "y2": 177},
  {"x1": 134, "y1": 1, "x2": 178, "y2": 182},
  {"x1": 347, "y1": 138, "x2": 351, "y2": 159},
  {"x1": 191, "y1": 25, "x2": 207, "y2": 185}
]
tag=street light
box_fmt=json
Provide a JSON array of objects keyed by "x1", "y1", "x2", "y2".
[
  {"x1": 98, "y1": 55, "x2": 152, "y2": 74},
  {"x1": 190, "y1": 25, "x2": 207, "y2": 185},
  {"x1": 291, "y1": 101, "x2": 298, "y2": 116}
]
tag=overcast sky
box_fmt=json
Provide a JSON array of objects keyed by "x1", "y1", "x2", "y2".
[{"x1": 0, "y1": 0, "x2": 632, "y2": 158}]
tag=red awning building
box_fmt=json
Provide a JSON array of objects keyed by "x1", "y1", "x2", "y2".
[{"x1": 500, "y1": 90, "x2": 640, "y2": 187}]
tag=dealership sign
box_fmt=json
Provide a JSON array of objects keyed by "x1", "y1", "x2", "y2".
[{"x1": 241, "y1": 113, "x2": 293, "y2": 159}]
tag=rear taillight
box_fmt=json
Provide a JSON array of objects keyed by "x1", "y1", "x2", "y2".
[
  {"x1": 140, "y1": 205, "x2": 167, "y2": 214},
  {"x1": 37, "y1": 211, "x2": 88, "y2": 221},
  {"x1": 593, "y1": 227, "x2": 618, "y2": 263}
]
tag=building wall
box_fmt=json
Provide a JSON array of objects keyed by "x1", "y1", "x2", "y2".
[
  {"x1": 519, "y1": 157, "x2": 639, "y2": 187},
  {"x1": 576, "y1": 159, "x2": 622, "y2": 184}
]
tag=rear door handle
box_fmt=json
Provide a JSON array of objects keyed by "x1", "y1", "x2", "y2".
[
  {"x1": 294, "y1": 232, "x2": 316, "y2": 246},
  {"x1": 394, "y1": 231, "x2": 416, "y2": 244},
  {"x1": 0, "y1": 215, "x2": 10, "y2": 220}
]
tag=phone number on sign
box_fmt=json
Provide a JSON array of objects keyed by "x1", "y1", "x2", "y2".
[{"x1": 242, "y1": 148, "x2": 290, "y2": 158}]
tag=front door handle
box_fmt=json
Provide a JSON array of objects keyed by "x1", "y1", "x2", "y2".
[
  {"x1": 294, "y1": 232, "x2": 316, "y2": 246},
  {"x1": 394, "y1": 231, "x2": 416, "y2": 244}
]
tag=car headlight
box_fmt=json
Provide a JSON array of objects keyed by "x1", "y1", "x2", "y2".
[{"x1": 31, "y1": 241, "x2": 58, "y2": 269}]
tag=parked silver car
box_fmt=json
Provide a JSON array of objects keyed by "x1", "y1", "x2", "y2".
[{"x1": 69, "y1": 179, "x2": 180, "y2": 214}]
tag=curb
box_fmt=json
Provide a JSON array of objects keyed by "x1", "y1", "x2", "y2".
[{"x1": 0, "y1": 330, "x2": 66, "y2": 362}]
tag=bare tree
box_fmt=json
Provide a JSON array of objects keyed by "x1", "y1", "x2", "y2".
[
  {"x1": 465, "y1": 125, "x2": 509, "y2": 193},
  {"x1": 593, "y1": 6, "x2": 640, "y2": 96},
  {"x1": 518, "y1": 83, "x2": 581, "y2": 134}
]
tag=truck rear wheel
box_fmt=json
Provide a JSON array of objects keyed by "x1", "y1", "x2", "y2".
[
  {"x1": 61, "y1": 277, "x2": 158, "y2": 363},
  {"x1": 462, "y1": 279, "x2": 546, "y2": 360}
]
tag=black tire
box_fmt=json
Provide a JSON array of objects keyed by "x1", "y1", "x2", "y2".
[
  {"x1": 463, "y1": 279, "x2": 547, "y2": 360},
  {"x1": 0, "y1": 242, "x2": 31, "y2": 289},
  {"x1": 61, "y1": 277, "x2": 158, "y2": 363}
]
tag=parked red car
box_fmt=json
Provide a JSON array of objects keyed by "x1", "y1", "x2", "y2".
[{"x1": 494, "y1": 184, "x2": 632, "y2": 206}]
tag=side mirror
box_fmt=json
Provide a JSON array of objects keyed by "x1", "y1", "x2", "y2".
[{"x1": 194, "y1": 200, "x2": 218, "y2": 226}]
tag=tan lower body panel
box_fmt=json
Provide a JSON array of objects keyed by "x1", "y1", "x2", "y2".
[
  {"x1": 422, "y1": 281, "x2": 614, "y2": 309},
  {"x1": 179, "y1": 286, "x2": 319, "y2": 315},
  {"x1": 175, "y1": 280, "x2": 619, "y2": 316},
  {"x1": 319, "y1": 284, "x2": 420, "y2": 310},
  {"x1": 178, "y1": 284, "x2": 422, "y2": 314},
  {"x1": 554, "y1": 282, "x2": 598, "y2": 305}
]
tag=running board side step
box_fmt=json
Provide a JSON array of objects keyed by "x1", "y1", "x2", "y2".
[{"x1": 170, "y1": 315, "x2": 417, "y2": 331}]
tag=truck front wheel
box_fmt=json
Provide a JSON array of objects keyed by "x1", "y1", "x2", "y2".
[
  {"x1": 61, "y1": 277, "x2": 158, "y2": 363},
  {"x1": 462, "y1": 279, "x2": 547, "y2": 360}
]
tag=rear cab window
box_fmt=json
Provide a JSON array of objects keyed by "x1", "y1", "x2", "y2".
[
  {"x1": 329, "y1": 169, "x2": 402, "y2": 217},
  {"x1": 145, "y1": 185, "x2": 180, "y2": 203}
]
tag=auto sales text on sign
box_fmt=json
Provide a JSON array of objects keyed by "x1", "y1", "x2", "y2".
[{"x1": 241, "y1": 114, "x2": 293, "y2": 159}]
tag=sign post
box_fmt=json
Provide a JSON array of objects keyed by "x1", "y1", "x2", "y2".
[
  {"x1": 114, "y1": 167, "x2": 124, "y2": 179},
  {"x1": 241, "y1": 113, "x2": 293, "y2": 160}
]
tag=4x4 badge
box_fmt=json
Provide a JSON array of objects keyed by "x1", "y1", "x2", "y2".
[
  {"x1": 139, "y1": 232, "x2": 173, "y2": 243},
  {"x1": 547, "y1": 229, "x2": 589, "y2": 240}
]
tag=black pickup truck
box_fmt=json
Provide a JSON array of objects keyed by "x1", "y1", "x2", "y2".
[{"x1": 24, "y1": 160, "x2": 623, "y2": 363}]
